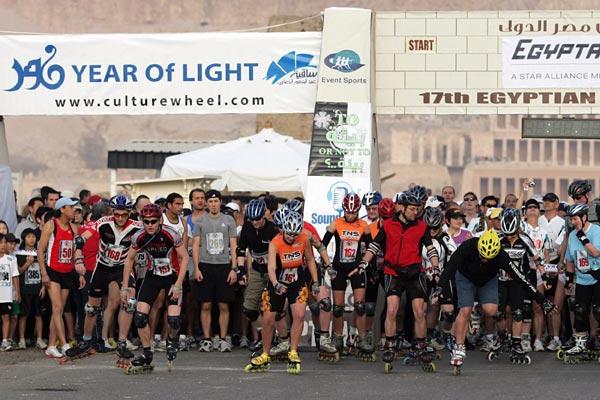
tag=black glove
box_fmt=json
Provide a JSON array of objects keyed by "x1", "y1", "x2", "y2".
[
  {"x1": 234, "y1": 266, "x2": 247, "y2": 283},
  {"x1": 325, "y1": 264, "x2": 338, "y2": 280},
  {"x1": 542, "y1": 298, "x2": 556, "y2": 314},
  {"x1": 576, "y1": 229, "x2": 591, "y2": 246},
  {"x1": 311, "y1": 282, "x2": 320, "y2": 295},
  {"x1": 564, "y1": 271, "x2": 575, "y2": 291},
  {"x1": 542, "y1": 273, "x2": 553, "y2": 288}
]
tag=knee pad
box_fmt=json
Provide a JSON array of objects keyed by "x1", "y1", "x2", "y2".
[
  {"x1": 275, "y1": 310, "x2": 286, "y2": 321},
  {"x1": 512, "y1": 308, "x2": 524, "y2": 322},
  {"x1": 134, "y1": 311, "x2": 149, "y2": 329},
  {"x1": 125, "y1": 298, "x2": 137, "y2": 314},
  {"x1": 84, "y1": 302, "x2": 99, "y2": 317},
  {"x1": 167, "y1": 316, "x2": 181, "y2": 331},
  {"x1": 522, "y1": 300, "x2": 533, "y2": 322},
  {"x1": 442, "y1": 311, "x2": 455, "y2": 324},
  {"x1": 242, "y1": 307, "x2": 260, "y2": 322},
  {"x1": 320, "y1": 297, "x2": 332, "y2": 312},
  {"x1": 574, "y1": 304, "x2": 589, "y2": 322},
  {"x1": 365, "y1": 302, "x2": 377, "y2": 317},
  {"x1": 592, "y1": 304, "x2": 600, "y2": 322},
  {"x1": 493, "y1": 311, "x2": 505, "y2": 322},
  {"x1": 354, "y1": 301, "x2": 366, "y2": 316},
  {"x1": 309, "y1": 301, "x2": 320, "y2": 317},
  {"x1": 333, "y1": 304, "x2": 344, "y2": 318},
  {"x1": 567, "y1": 297, "x2": 577, "y2": 312}
]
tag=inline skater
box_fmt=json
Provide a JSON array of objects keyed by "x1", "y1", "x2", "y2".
[
  {"x1": 322, "y1": 193, "x2": 374, "y2": 362},
  {"x1": 432, "y1": 230, "x2": 555, "y2": 375},
  {"x1": 65, "y1": 195, "x2": 141, "y2": 366},
  {"x1": 244, "y1": 211, "x2": 319, "y2": 374},
  {"x1": 121, "y1": 204, "x2": 189, "y2": 374},
  {"x1": 563, "y1": 203, "x2": 600, "y2": 364},
  {"x1": 362, "y1": 192, "x2": 382, "y2": 351},
  {"x1": 360, "y1": 193, "x2": 439, "y2": 373}
]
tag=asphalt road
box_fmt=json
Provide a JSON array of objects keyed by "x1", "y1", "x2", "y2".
[{"x1": 0, "y1": 347, "x2": 598, "y2": 400}]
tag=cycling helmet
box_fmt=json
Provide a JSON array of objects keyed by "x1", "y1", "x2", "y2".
[
  {"x1": 362, "y1": 191, "x2": 382, "y2": 207},
  {"x1": 409, "y1": 185, "x2": 428, "y2": 203},
  {"x1": 139, "y1": 203, "x2": 163, "y2": 218},
  {"x1": 395, "y1": 192, "x2": 421, "y2": 207},
  {"x1": 478, "y1": 230, "x2": 501, "y2": 259},
  {"x1": 245, "y1": 199, "x2": 267, "y2": 220},
  {"x1": 568, "y1": 180, "x2": 592, "y2": 199},
  {"x1": 284, "y1": 198, "x2": 303, "y2": 213},
  {"x1": 274, "y1": 208, "x2": 289, "y2": 228},
  {"x1": 500, "y1": 207, "x2": 521, "y2": 235},
  {"x1": 423, "y1": 208, "x2": 444, "y2": 229},
  {"x1": 378, "y1": 198, "x2": 396, "y2": 219},
  {"x1": 282, "y1": 211, "x2": 303, "y2": 236},
  {"x1": 567, "y1": 203, "x2": 589, "y2": 218},
  {"x1": 109, "y1": 194, "x2": 133, "y2": 211},
  {"x1": 342, "y1": 193, "x2": 361, "y2": 213}
]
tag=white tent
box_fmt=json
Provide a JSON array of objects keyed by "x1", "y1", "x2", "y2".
[{"x1": 160, "y1": 128, "x2": 310, "y2": 193}]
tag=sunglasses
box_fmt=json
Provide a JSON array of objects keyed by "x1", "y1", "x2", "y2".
[
  {"x1": 484, "y1": 203, "x2": 497, "y2": 208},
  {"x1": 463, "y1": 197, "x2": 476, "y2": 202},
  {"x1": 526, "y1": 205, "x2": 539, "y2": 210},
  {"x1": 284, "y1": 232, "x2": 299, "y2": 237},
  {"x1": 573, "y1": 195, "x2": 585, "y2": 200},
  {"x1": 249, "y1": 217, "x2": 263, "y2": 222},
  {"x1": 142, "y1": 219, "x2": 159, "y2": 225}
]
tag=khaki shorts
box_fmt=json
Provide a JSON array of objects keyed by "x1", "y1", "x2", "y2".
[{"x1": 243, "y1": 268, "x2": 269, "y2": 312}]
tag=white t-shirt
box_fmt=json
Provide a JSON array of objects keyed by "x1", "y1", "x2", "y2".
[
  {"x1": 0, "y1": 254, "x2": 19, "y2": 303},
  {"x1": 539, "y1": 214, "x2": 565, "y2": 262}
]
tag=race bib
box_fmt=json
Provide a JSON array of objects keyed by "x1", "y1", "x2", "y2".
[
  {"x1": 207, "y1": 232, "x2": 225, "y2": 255},
  {"x1": 0, "y1": 264, "x2": 10, "y2": 287},
  {"x1": 251, "y1": 250, "x2": 268, "y2": 265},
  {"x1": 279, "y1": 268, "x2": 298, "y2": 284},
  {"x1": 104, "y1": 245, "x2": 125, "y2": 266},
  {"x1": 152, "y1": 257, "x2": 174, "y2": 276},
  {"x1": 25, "y1": 262, "x2": 41, "y2": 285},
  {"x1": 58, "y1": 240, "x2": 73, "y2": 264},
  {"x1": 340, "y1": 240, "x2": 359, "y2": 263},
  {"x1": 575, "y1": 250, "x2": 591, "y2": 273},
  {"x1": 544, "y1": 264, "x2": 558, "y2": 274}
]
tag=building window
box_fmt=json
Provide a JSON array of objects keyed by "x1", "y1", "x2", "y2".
[
  {"x1": 560, "y1": 178, "x2": 569, "y2": 200},
  {"x1": 506, "y1": 140, "x2": 515, "y2": 161},
  {"x1": 506, "y1": 178, "x2": 515, "y2": 195},
  {"x1": 493, "y1": 178, "x2": 502, "y2": 197},
  {"x1": 480, "y1": 177, "x2": 489, "y2": 196},
  {"x1": 411, "y1": 136, "x2": 419, "y2": 163},
  {"x1": 531, "y1": 140, "x2": 540, "y2": 162},
  {"x1": 557, "y1": 141, "x2": 565, "y2": 165},
  {"x1": 510, "y1": 115, "x2": 519, "y2": 128},
  {"x1": 546, "y1": 178, "x2": 555, "y2": 193},
  {"x1": 582, "y1": 141, "x2": 590, "y2": 165},
  {"x1": 494, "y1": 139, "x2": 503, "y2": 161},
  {"x1": 544, "y1": 140, "x2": 553, "y2": 161},
  {"x1": 519, "y1": 141, "x2": 527, "y2": 162},
  {"x1": 497, "y1": 115, "x2": 506, "y2": 129},
  {"x1": 569, "y1": 140, "x2": 577, "y2": 165}
]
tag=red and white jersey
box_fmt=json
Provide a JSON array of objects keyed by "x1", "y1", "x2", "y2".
[{"x1": 87, "y1": 216, "x2": 142, "y2": 268}]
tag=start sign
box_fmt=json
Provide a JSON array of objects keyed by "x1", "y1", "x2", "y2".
[{"x1": 406, "y1": 37, "x2": 436, "y2": 53}]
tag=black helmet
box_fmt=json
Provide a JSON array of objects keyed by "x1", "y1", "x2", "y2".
[
  {"x1": 423, "y1": 208, "x2": 444, "y2": 229},
  {"x1": 566, "y1": 203, "x2": 589, "y2": 218},
  {"x1": 409, "y1": 185, "x2": 428, "y2": 203},
  {"x1": 568, "y1": 180, "x2": 592, "y2": 199}
]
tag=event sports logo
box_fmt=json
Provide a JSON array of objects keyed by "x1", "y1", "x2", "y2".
[
  {"x1": 5, "y1": 45, "x2": 65, "y2": 91},
  {"x1": 264, "y1": 51, "x2": 318, "y2": 84},
  {"x1": 324, "y1": 50, "x2": 364, "y2": 73}
]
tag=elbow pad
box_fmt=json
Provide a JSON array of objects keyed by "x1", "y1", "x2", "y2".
[
  {"x1": 235, "y1": 247, "x2": 246, "y2": 258},
  {"x1": 317, "y1": 244, "x2": 326, "y2": 253},
  {"x1": 74, "y1": 235, "x2": 86, "y2": 250},
  {"x1": 367, "y1": 241, "x2": 382, "y2": 256},
  {"x1": 426, "y1": 247, "x2": 438, "y2": 260}
]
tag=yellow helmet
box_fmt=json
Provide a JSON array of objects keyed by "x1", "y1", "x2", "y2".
[{"x1": 478, "y1": 229, "x2": 501, "y2": 259}]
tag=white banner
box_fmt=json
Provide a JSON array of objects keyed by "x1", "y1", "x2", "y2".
[
  {"x1": 503, "y1": 36, "x2": 600, "y2": 88},
  {"x1": 0, "y1": 32, "x2": 321, "y2": 115}
]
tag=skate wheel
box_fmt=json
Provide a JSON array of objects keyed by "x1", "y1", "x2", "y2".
[
  {"x1": 317, "y1": 354, "x2": 323, "y2": 361},
  {"x1": 125, "y1": 366, "x2": 133, "y2": 375},
  {"x1": 556, "y1": 350, "x2": 565, "y2": 360},
  {"x1": 487, "y1": 352, "x2": 496, "y2": 362},
  {"x1": 384, "y1": 363, "x2": 393, "y2": 374},
  {"x1": 590, "y1": 352, "x2": 599, "y2": 361},
  {"x1": 453, "y1": 365, "x2": 461, "y2": 376},
  {"x1": 435, "y1": 353, "x2": 442, "y2": 360},
  {"x1": 167, "y1": 360, "x2": 173, "y2": 372},
  {"x1": 403, "y1": 357, "x2": 411, "y2": 366},
  {"x1": 371, "y1": 354, "x2": 377, "y2": 362},
  {"x1": 524, "y1": 356, "x2": 531, "y2": 365}
]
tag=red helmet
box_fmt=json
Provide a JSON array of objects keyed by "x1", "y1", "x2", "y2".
[
  {"x1": 139, "y1": 203, "x2": 163, "y2": 218},
  {"x1": 378, "y1": 198, "x2": 396, "y2": 219},
  {"x1": 342, "y1": 193, "x2": 361, "y2": 213}
]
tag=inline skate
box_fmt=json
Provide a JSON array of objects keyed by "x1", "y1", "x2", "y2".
[
  {"x1": 125, "y1": 351, "x2": 154, "y2": 375},
  {"x1": 244, "y1": 352, "x2": 271, "y2": 372},
  {"x1": 317, "y1": 332, "x2": 339, "y2": 363},
  {"x1": 60, "y1": 341, "x2": 95, "y2": 364}
]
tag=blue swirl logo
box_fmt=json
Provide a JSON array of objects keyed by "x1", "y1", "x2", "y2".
[
  {"x1": 6, "y1": 44, "x2": 65, "y2": 91},
  {"x1": 324, "y1": 50, "x2": 364, "y2": 73}
]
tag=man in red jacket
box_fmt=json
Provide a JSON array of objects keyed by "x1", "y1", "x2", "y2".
[{"x1": 360, "y1": 192, "x2": 438, "y2": 370}]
